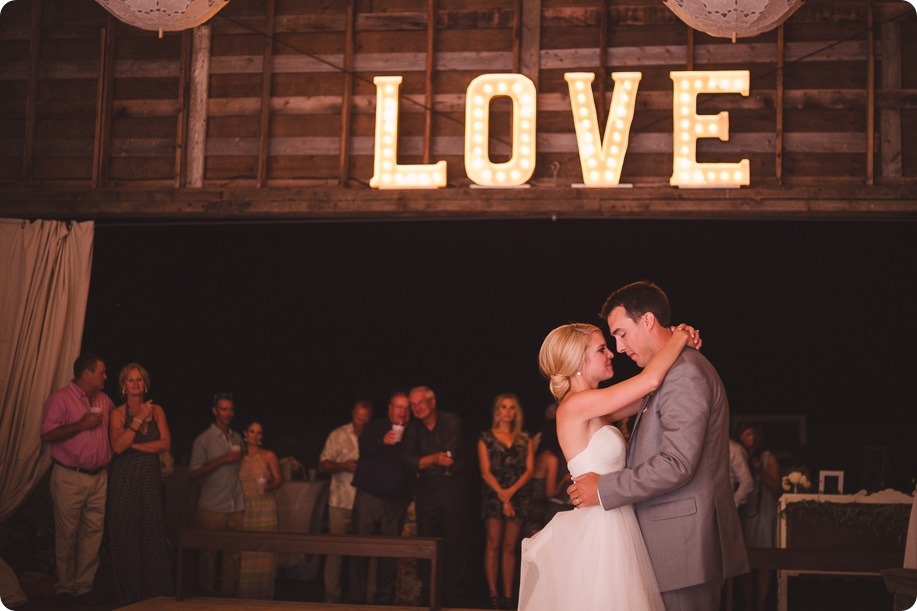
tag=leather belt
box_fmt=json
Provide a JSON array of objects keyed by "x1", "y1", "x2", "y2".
[{"x1": 55, "y1": 461, "x2": 105, "y2": 476}]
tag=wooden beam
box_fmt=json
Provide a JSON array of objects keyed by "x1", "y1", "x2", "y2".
[
  {"x1": 1, "y1": 185, "x2": 914, "y2": 221},
  {"x1": 879, "y1": 17, "x2": 902, "y2": 177},
  {"x1": 686, "y1": 27, "x2": 694, "y2": 71},
  {"x1": 22, "y1": 0, "x2": 42, "y2": 183},
  {"x1": 776, "y1": 25, "x2": 784, "y2": 186},
  {"x1": 92, "y1": 16, "x2": 116, "y2": 188},
  {"x1": 512, "y1": 0, "x2": 521, "y2": 74},
  {"x1": 186, "y1": 25, "x2": 211, "y2": 188},
  {"x1": 519, "y1": 0, "x2": 542, "y2": 88},
  {"x1": 866, "y1": 3, "x2": 875, "y2": 185},
  {"x1": 423, "y1": 0, "x2": 437, "y2": 165},
  {"x1": 597, "y1": 0, "x2": 608, "y2": 122},
  {"x1": 257, "y1": 0, "x2": 276, "y2": 187},
  {"x1": 175, "y1": 29, "x2": 193, "y2": 188},
  {"x1": 338, "y1": 0, "x2": 356, "y2": 186}
]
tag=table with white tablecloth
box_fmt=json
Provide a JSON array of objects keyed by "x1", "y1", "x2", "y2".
[
  {"x1": 777, "y1": 489, "x2": 914, "y2": 611},
  {"x1": 274, "y1": 480, "x2": 329, "y2": 580}
]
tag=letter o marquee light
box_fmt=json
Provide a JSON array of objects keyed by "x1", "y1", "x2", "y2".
[{"x1": 464, "y1": 74, "x2": 537, "y2": 187}]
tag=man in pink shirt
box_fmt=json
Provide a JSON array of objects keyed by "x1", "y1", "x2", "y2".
[{"x1": 40, "y1": 353, "x2": 114, "y2": 607}]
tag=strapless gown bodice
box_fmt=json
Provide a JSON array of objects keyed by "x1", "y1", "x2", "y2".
[
  {"x1": 519, "y1": 426, "x2": 664, "y2": 611},
  {"x1": 567, "y1": 425, "x2": 626, "y2": 478}
]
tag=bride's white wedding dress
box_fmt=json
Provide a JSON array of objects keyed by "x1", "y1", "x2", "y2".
[{"x1": 518, "y1": 425, "x2": 664, "y2": 610}]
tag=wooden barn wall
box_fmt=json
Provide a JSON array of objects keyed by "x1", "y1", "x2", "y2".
[{"x1": 0, "y1": 0, "x2": 915, "y2": 219}]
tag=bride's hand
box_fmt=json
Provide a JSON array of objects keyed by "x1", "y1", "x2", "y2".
[
  {"x1": 497, "y1": 489, "x2": 512, "y2": 503},
  {"x1": 671, "y1": 323, "x2": 702, "y2": 350}
]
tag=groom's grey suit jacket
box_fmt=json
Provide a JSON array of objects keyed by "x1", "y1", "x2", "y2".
[{"x1": 598, "y1": 348, "x2": 749, "y2": 592}]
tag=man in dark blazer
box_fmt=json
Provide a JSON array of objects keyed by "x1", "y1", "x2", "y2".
[{"x1": 569, "y1": 281, "x2": 748, "y2": 611}]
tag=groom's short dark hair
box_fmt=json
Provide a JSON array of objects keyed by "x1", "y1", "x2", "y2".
[{"x1": 599, "y1": 280, "x2": 671, "y2": 326}]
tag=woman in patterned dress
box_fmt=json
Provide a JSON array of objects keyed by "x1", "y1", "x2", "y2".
[
  {"x1": 238, "y1": 420, "x2": 282, "y2": 599},
  {"x1": 477, "y1": 393, "x2": 534, "y2": 609},
  {"x1": 107, "y1": 363, "x2": 174, "y2": 604}
]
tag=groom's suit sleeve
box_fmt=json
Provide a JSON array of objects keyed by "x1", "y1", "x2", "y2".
[{"x1": 597, "y1": 354, "x2": 712, "y2": 509}]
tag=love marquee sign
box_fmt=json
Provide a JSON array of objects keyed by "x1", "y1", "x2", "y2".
[{"x1": 369, "y1": 70, "x2": 751, "y2": 190}]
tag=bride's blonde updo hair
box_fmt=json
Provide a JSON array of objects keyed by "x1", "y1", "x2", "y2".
[{"x1": 538, "y1": 323, "x2": 601, "y2": 402}]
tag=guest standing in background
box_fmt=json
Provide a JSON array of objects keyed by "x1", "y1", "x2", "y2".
[
  {"x1": 349, "y1": 391, "x2": 412, "y2": 604},
  {"x1": 729, "y1": 438, "x2": 754, "y2": 509},
  {"x1": 478, "y1": 393, "x2": 534, "y2": 609},
  {"x1": 401, "y1": 386, "x2": 468, "y2": 608},
  {"x1": 318, "y1": 399, "x2": 373, "y2": 603},
  {"x1": 238, "y1": 420, "x2": 282, "y2": 599},
  {"x1": 189, "y1": 392, "x2": 245, "y2": 597},
  {"x1": 107, "y1": 363, "x2": 175, "y2": 605},
  {"x1": 40, "y1": 353, "x2": 114, "y2": 607},
  {"x1": 526, "y1": 418, "x2": 573, "y2": 537},
  {"x1": 736, "y1": 422, "x2": 781, "y2": 611}
]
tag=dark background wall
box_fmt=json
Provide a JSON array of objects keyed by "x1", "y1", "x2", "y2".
[{"x1": 82, "y1": 218, "x2": 916, "y2": 493}]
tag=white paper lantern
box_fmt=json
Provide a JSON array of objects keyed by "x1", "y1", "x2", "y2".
[
  {"x1": 664, "y1": 0, "x2": 805, "y2": 40},
  {"x1": 95, "y1": 0, "x2": 229, "y2": 33}
]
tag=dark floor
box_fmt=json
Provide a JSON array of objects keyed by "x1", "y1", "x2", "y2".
[{"x1": 5, "y1": 573, "x2": 905, "y2": 611}]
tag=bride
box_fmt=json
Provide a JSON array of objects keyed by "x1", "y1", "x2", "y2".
[{"x1": 518, "y1": 322, "x2": 699, "y2": 610}]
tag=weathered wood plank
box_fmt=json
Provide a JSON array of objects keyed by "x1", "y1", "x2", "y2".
[
  {"x1": 880, "y1": 19, "x2": 902, "y2": 177},
  {"x1": 423, "y1": 0, "x2": 437, "y2": 164},
  {"x1": 257, "y1": 0, "x2": 276, "y2": 187},
  {"x1": 186, "y1": 24, "x2": 211, "y2": 188},
  {"x1": 1, "y1": 184, "x2": 914, "y2": 221},
  {"x1": 22, "y1": 0, "x2": 42, "y2": 182},
  {"x1": 93, "y1": 16, "x2": 116, "y2": 186},
  {"x1": 338, "y1": 0, "x2": 355, "y2": 185}
]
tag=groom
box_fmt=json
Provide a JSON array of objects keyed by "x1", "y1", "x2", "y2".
[{"x1": 568, "y1": 281, "x2": 748, "y2": 611}]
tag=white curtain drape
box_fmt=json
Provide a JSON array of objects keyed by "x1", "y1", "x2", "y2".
[{"x1": 0, "y1": 218, "x2": 94, "y2": 521}]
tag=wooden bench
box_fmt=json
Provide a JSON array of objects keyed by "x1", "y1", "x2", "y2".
[
  {"x1": 746, "y1": 547, "x2": 904, "y2": 572},
  {"x1": 724, "y1": 548, "x2": 905, "y2": 611},
  {"x1": 176, "y1": 529, "x2": 443, "y2": 610}
]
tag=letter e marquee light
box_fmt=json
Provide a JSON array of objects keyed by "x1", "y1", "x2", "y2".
[{"x1": 670, "y1": 70, "x2": 750, "y2": 188}]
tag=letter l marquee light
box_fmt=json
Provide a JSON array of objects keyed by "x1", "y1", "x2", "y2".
[{"x1": 370, "y1": 76, "x2": 447, "y2": 189}]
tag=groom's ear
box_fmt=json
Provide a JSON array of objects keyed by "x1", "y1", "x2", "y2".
[{"x1": 641, "y1": 311, "x2": 657, "y2": 330}]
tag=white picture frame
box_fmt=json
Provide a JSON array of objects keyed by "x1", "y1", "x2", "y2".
[{"x1": 818, "y1": 470, "x2": 844, "y2": 494}]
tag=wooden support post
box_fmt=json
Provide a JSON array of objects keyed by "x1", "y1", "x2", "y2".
[
  {"x1": 866, "y1": 3, "x2": 875, "y2": 185},
  {"x1": 338, "y1": 0, "x2": 356, "y2": 186},
  {"x1": 879, "y1": 14, "x2": 902, "y2": 178},
  {"x1": 186, "y1": 25, "x2": 211, "y2": 188},
  {"x1": 257, "y1": 0, "x2": 276, "y2": 187},
  {"x1": 597, "y1": 0, "x2": 608, "y2": 123},
  {"x1": 776, "y1": 25, "x2": 784, "y2": 186},
  {"x1": 519, "y1": 0, "x2": 541, "y2": 89},
  {"x1": 686, "y1": 27, "x2": 694, "y2": 71},
  {"x1": 175, "y1": 30, "x2": 193, "y2": 188},
  {"x1": 92, "y1": 17, "x2": 116, "y2": 188},
  {"x1": 512, "y1": 0, "x2": 521, "y2": 74},
  {"x1": 22, "y1": 0, "x2": 42, "y2": 183},
  {"x1": 423, "y1": 0, "x2": 437, "y2": 165}
]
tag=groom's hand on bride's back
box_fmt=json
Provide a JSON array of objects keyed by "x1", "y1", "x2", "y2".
[{"x1": 568, "y1": 472, "x2": 600, "y2": 508}]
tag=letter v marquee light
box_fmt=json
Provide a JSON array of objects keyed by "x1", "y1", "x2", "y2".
[{"x1": 565, "y1": 72, "x2": 641, "y2": 187}]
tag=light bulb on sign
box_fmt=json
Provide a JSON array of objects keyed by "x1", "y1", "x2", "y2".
[
  {"x1": 370, "y1": 76, "x2": 447, "y2": 190},
  {"x1": 464, "y1": 74, "x2": 537, "y2": 187},
  {"x1": 670, "y1": 70, "x2": 750, "y2": 188},
  {"x1": 565, "y1": 72, "x2": 641, "y2": 187}
]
